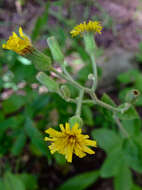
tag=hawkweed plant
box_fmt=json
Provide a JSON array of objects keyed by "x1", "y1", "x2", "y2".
[{"x1": 2, "y1": 20, "x2": 140, "y2": 162}]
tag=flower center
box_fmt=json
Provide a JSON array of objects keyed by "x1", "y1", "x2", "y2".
[{"x1": 68, "y1": 135, "x2": 76, "y2": 144}]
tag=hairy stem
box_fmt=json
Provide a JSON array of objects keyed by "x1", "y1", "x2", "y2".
[
  {"x1": 113, "y1": 114, "x2": 129, "y2": 138},
  {"x1": 76, "y1": 89, "x2": 84, "y2": 116},
  {"x1": 90, "y1": 53, "x2": 98, "y2": 91}
]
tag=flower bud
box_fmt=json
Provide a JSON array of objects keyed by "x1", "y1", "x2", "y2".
[
  {"x1": 36, "y1": 72, "x2": 59, "y2": 92},
  {"x1": 26, "y1": 48, "x2": 52, "y2": 71},
  {"x1": 69, "y1": 115, "x2": 83, "y2": 128},
  {"x1": 125, "y1": 89, "x2": 140, "y2": 104},
  {"x1": 60, "y1": 85, "x2": 71, "y2": 100},
  {"x1": 47, "y1": 36, "x2": 64, "y2": 64}
]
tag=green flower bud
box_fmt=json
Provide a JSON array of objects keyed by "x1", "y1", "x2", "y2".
[
  {"x1": 125, "y1": 89, "x2": 140, "y2": 104},
  {"x1": 83, "y1": 32, "x2": 96, "y2": 54},
  {"x1": 60, "y1": 85, "x2": 71, "y2": 100},
  {"x1": 69, "y1": 116, "x2": 83, "y2": 128},
  {"x1": 25, "y1": 48, "x2": 52, "y2": 71},
  {"x1": 36, "y1": 72, "x2": 59, "y2": 92},
  {"x1": 47, "y1": 36, "x2": 64, "y2": 64}
]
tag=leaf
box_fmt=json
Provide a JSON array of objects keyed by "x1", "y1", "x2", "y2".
[
  {"x1": 24, "y1": 118, "x2": 51, "y2": 159},
  {"x1": 131, "y1": 184, "x2": 142, "y2": 190},
  {"x1": 4, "y1": 172, "x2": 25, "y2": 190},
  {"x1": 135, "y1": 75, "x2": 142, "y2": 92},
  {"x1": 11, "y1": 132, "x2": 27, "y2": 156},
  {"x1": 122, "y1": 119, "x2": 141, "y2": 137},
  {"x1": 100, "y1": 146, "x2": 124, "y2": 178},
  {"x1": 18, "y1": 173, "x2": 38, "y2": 190},
  {"x1": 99, "y1": 94, "x2": 116, "y2": 123},
  {"x1": 114, "y1": 163, "x2": 132, "y2": 190},
  {"x1": 123, "y1": 139, "x2": 142, "y2": 173},
  {"x1": 117, "y1": 105, "x2": 139, "y2": 120},
  {"x1": 2, "y1": 95, "x2": 25, "y2": 114},
  {"x1": 92, "y1": 128, "x2": 122, "y2": 153},
  {"x1": 101, "y1": 93, "x2": 116, "y2": 106},
  {"x1": 117, "y1": 69, "x2": 140, "y2": 84},
  {"x1": 57, "y1": 170, "x2": 99, "y2": 190}
]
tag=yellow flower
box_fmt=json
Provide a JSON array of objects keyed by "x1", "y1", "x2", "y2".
[
  {"x1": 70, "y1": 20, "x2": 102, "y2": 37},
  {"x1": 44, "y1": 123, "x2": 97, "y2": 162},
  {"x1": 2, "y1": 27, "x2": 32, "y2": 55}
]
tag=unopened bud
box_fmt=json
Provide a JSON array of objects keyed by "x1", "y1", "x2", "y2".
[
  {"x1": 36, "y1": 72, "x2": 59, "y2": 92},
  {"x1": 26, "y1": 48, "x2": 52, "y2": 71},
  {"x1": 47, "y1": 36, "x2": 64, "y2": 64},
  {"x1": 69, "y1": 116, "x2": 83, "y2": 128},
  {"x1": 60, "y1": 85, "x2": 71, "y2": 100},
  {"x1": 125, "y1": 89, "x2": 140, "y2": 104}
]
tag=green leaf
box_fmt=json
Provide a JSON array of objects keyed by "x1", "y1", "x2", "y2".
[
  {"x1": 4, "y1": 172, "x2": 25, "y2": 190},
  {"x1": 24, "y1": 118, "x2": 51, "y2": 159},
  {"x1": 92, "y1": 128, "x2": 122, "y2": 153},
  {"x1": 123, "y1": 139, "x2": 142, "y2": 173},
  {"x1": 101, "y1": 93, "x2": 116, "y2": 106},
  {"x1": 114, "y1": 163, "x2": 132, "y2": 190},
  {"x1": 131, "y1": 184, "x2": 142, "y2": 190},
  {"x1": 2, "y1": 95, "x2": 25, "y2": 114},
  {"x1": 117, "y1": 69, "x2": 140, "y2": 84},
  {"x1": 57, "y1": 170, "x2": 99, "y2": 190},
  {"x1": 117, "y1": 105, "x2": 139, "y2": 120},
  {"x1": 135, "y1": 75, "x2": 142, "y2": 92},
  {"x1": 11, "y1": 132, "x2": 27, "y2": 156},
  {"x1": 99, "y1": 94, "x2": 116, "y2": 123},
  {"x1": 18, "y1": 173, "x2": 38, "y2": 190},
  {"x1": 100, "y1": 146, "x2": 124, "y2": 178},
  {"x1": 122, "y1": 119, "x2": 141, "y2": 137}
]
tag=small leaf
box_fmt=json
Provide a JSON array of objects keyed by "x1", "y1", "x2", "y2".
[
  {"x1": 101, "y1": 93, "x2": 116, "y2": 106},
  {"x1": 92, "y1": 128, "x2": 122, "y2": 153},
  {"x1": 57, "y1": 170, "x2": 99, "y2": 190},
  {"x1": 117, "y1": 105, "x2": 139, "y2": 120},
  {"x1": 117, "y1": 69, "x2": 140, "y2": 84}
]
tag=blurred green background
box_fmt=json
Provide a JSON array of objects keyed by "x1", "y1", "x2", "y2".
[{"x1": 0, "y1": 0, "x2": 142, "y2": 189}]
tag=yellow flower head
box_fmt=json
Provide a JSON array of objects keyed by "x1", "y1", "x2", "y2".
[
  {"x1": 44, "y1": 123, "x2": 97, "y2": 162},
  {"x1": 2, "y1": 27, "x2": 32, "y2": 55},
  {"x1": 70, "y1": 20, "x2": 102, "y2": 37}
]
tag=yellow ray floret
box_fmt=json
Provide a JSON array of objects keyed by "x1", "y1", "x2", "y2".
[
  {"x1": 44, "y1": 123, "x2": 97, "y2": 162},
  {"x1": 70, "y1": 20, "x2": 102, "y2": 37},
  {"x1": 2, "y1": 27, "x2": 32, "y2": 55}
]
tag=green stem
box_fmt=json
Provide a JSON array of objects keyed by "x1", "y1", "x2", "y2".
[
  {"x1": 90, "y1": 53, "x2": 98, "y2": 91},
  {"x1": 76, "y1": 89, "x2": 84, "y2": 116},
  {"x1": 90, "y1": 92, "x2": 121, "y2": 112},
  {"x1": 51, "y1": 67, "x2": 88, "y2": 91},
  {"x1": 113, "y1": 114, "x2": 129, "y2": 138}
]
